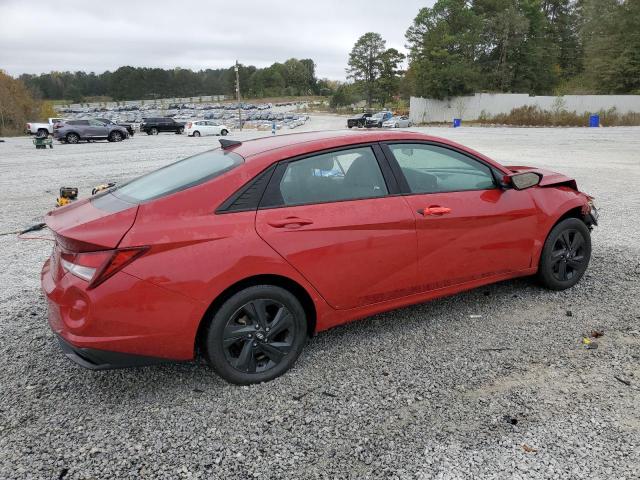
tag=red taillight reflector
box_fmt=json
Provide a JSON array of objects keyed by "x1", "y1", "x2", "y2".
[
  {"x1": 61, "y1": 247, "x2": 148, "y2": 288},
  {"x1": 186, "y1": 122, "x2": 192, "y2": 128}
]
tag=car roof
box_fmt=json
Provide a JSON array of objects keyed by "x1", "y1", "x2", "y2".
[{"x1": 229, "y1": 129, "x2": 508, "y2": 173}]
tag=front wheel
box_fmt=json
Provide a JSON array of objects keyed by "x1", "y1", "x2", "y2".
[
  {"x1": 220, "y1": 129, "x2": 228, "y2": 136},
  {"x1": 537, "y1": 218, "x2": 591, "y2": 290},
  {"x1": 150, "y1": 127, "x2": 158, "y2": 135},
  {"x1": 204, "y1": 285, "x2": 307, "y2": 384},
  {"x1": 109, "y1": 131, "x2": 123, "y2": 142},
  {"x1": 176, "y1": 127, "x2": 184, "y2": 134}
]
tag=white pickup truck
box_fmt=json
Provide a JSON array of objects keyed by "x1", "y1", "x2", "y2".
[{"x1": 25, "y1": 118, "x2": 65, "y2": 137}]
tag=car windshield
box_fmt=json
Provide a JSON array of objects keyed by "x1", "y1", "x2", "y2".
[
  {"x1": 372, "y1": 113, "x2": 384, "y2": 119},
  {"x1": 111, "y1": 149, "x2": 243, "y2": 203}
]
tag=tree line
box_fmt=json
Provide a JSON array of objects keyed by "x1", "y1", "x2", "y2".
[
  {"x1": 9, "y1": 0, "x2": 640, "y2": 110},
  {"x1": 18, "y1": 58, "x2": 332, "y2": 102},
  {"x1": 342, "y1": 0, "x2": 640, "y2": 106}
]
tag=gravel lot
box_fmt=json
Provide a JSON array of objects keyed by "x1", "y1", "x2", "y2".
[{"x1": 0, "y1": 118, "x2": 639, "y2": 479}]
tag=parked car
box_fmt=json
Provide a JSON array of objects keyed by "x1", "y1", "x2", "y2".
[
  {"x1": 53, "y1": 119, "x2": 128, "y2": 144},
  {"x1": 366, "y1": 111, "x2": 394, "y2": 128},
  {"x1": 347, "y1": 113, "x2": 372, "y2": 128},
  {"x1": 383, "y1": 116, "x2": 412, "y2": 128},
  {"x1": 185, "y1": 120, "x2": 229, "y2": 137},
  {"x1": 95, "y1": 118, "x2": 135, "y2": 137},
  {"x1": 41, "y1": 130, "x2": 598, "y2": 384},
  {"x1": 140, "y1": 117, "x2": 185, "y2": 135},
  {"x1": 25, "y1": 117, "x2": 65, "y2": 137}
]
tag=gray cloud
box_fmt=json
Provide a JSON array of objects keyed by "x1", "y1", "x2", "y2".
[{"x1": 0, "y1": 0, "x2": 433, "y2": 79}]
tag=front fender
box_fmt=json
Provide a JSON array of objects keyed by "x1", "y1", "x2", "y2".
[{"x1": 529, "y1": 186, "x2": 592, "y2": 267}]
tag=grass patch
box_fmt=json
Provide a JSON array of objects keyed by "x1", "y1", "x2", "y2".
[{"x1": 478, "y1": 106, "x2": 640, "y2": 127}]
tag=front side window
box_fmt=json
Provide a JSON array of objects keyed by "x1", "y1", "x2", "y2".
[
  {"x1": 388, "y1": 144, "x2": 496, "y2": 194},
  {"x1": 111, "y1": 149, "x2": 243, "y2": 204},
  {"x1": 274, "y1": 147, "x2": 388, "y2": 206}
]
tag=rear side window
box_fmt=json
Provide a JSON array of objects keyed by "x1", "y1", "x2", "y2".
[
  {"x1": 112, "y1": 149, "x2": 243, "y2": 203},
  {"x1": 388, "y1": 144, "x2": 496, "y2": 194},
  {"x1": 267, "y1": 147, "x2": 388, "y2": 207}
]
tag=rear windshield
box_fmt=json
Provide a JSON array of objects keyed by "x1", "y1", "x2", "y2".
[{"x1": 111, "y1": 149, "x2": 243, "y2": 203}]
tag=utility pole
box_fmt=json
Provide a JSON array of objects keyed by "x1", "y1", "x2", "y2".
[{"x1": 235, "y1": 60, "x2": 242, "y2": 131}]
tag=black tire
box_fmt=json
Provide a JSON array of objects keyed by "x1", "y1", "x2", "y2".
[
  {"x1": 150, "y1": 127, "x2": 158, "y2": 135},
  {"x1": 37, "y1": 129, "x2": 49, "y2": 138},
  {"x1": 348, "y1": 125, "x2": 353, "y2": 129},
  {"x1": 109, "y1": 131, "x2": 123, "y2": 142},
  {"x1": 204, "y1": 285, "x2": 307, "y2": 385},
  {"x1": 146, "y1": 130, "x2": 152, "y2": 135},
  {"x1": 537, "y1": 218, "x2": 591, "y2": 290},
  {"x1": 66, "y1": 133, "x2": 80, "y2": 144},
  {"x1": 220, "y1": 129, "x2": 228, "y2": 136},
  {"x1": 176, "y1": 127, "x2": 184, "y2": 134},
  {"x1": 193, "y1": 131, "x2": 201, "y2": 137}
]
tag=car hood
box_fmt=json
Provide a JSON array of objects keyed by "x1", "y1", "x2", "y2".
[
  {"x1": 506, "y1": 165, "x2": 577, "y2": 189},
  {"x1": 45, "y1": 193, "x2": 138, "y2": 252}
]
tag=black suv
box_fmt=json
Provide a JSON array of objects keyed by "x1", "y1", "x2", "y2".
[
  {"x1": 347, "y1": 113, "x2": 372, "y2": 128},
  {"x1": 140, "y1": 118, "x2": 185, "y2": 135}
]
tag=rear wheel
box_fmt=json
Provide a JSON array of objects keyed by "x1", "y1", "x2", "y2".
[
  {"x1": 537, "y1": 218, "x2": 591, "y2": 290},
  {"x1": 150, "y1": 127, "x2": 158, "y2": 135},
  {"x1": 204, "y1": 285, "x2": 307, "y2": 384},
  {"x1": 193, "y1": 130, "x2": 201, "y2": 137},
  {"x1": 66, "y1": 133, "x2": 80, "y2": 144},
  {"x1": 37, "y1": 129, "x2": 48, "y2": 138},
  {"x1": 176, "y1": 127, "x2": 184, "y2": 134},
  {"x1": 220, "y1": 129, "x2": 228, "y2": 136}
]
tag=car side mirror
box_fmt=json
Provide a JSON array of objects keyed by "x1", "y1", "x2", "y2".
[{"x1": 503, "y1": 172, "x2": 542, "y2": 190}]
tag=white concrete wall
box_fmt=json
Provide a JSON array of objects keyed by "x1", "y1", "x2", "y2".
[{"x1": 409, "y1": 93, "x2": 640, "y2": 123}]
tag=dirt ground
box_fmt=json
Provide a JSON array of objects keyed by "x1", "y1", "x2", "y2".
[{"x1": 0, "y1": 118, "x2": 638, "y2": 479}]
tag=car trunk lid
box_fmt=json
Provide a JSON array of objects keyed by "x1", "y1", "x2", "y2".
[{"x1": 45, "y1": 193, "x2": 138, "y2": 252}]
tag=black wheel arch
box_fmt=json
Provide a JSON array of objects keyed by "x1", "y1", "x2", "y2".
[{"x1": 195, "y1": 274, "x2": 317, "y2": 355}]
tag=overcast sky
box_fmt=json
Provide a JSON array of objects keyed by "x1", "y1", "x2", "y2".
[{"x1": 0, "y1": 0, "x2": 434, "y2": 80}]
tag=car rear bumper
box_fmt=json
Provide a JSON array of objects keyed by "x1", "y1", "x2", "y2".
[
  {"x1": 41, "y1": 255, "x2": 204, "y2": 367},
  {"x1": 56, "y1": 334, "x2": 168, "y2": 370}
]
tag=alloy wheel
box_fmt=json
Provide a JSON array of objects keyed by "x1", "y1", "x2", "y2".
[
  {"x1": 550, "y1": 229, "x2": 586, "y2": 282},
  {"x1": 222, "y1": 299, "x2": 295, "y2": 374}
]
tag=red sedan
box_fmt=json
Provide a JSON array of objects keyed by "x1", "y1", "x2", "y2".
[{"x1": 42, "y1": 131, "x2": 598, "y2": 384}]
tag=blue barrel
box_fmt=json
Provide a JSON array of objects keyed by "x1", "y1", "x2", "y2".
[
  {"x1": 453, "y1": 118, "x2": 461, "y2": 128},
  {"x1": 589, "y1": 114, "x2": 599, "y2": 128}
]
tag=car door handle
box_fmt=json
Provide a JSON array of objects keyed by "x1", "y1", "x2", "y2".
[
  {"x1": 267, "y1": 217, "x2": 314, "y2": 228},
  {"x1": 419, "y1": 206, "x2": 452, "y2": 216}
]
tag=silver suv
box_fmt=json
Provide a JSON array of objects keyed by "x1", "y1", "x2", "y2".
[{"x1": 53, "y1": 119, "x2": 129, "y2": 144}]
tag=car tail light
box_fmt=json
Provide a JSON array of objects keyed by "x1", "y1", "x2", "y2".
[
  {"x1": 60, "y1": 247, "x2": 148, "y2": 289},
  {"x1": 186, "y1": 122, "x2": 192, "y2": 128},
  {"x1": 26, "y1": 123, "x2": 31, "y2": 130}
]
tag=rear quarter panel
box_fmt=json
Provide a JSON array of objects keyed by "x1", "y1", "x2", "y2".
[{"x1": 118, "y1": 166, "x2": 333, "y2": 340}]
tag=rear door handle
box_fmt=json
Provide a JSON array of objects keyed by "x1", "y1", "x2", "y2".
[
  {"x1": 267, "y1": 217, "x2": 314, "y2": 228},
  {"x1": 419, "y1": 206, "x2": 452, "y2": 216}
]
